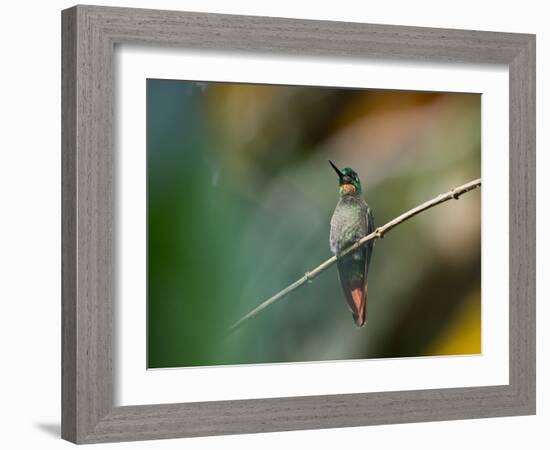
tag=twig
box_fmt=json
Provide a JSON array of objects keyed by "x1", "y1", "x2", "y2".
[{"x1": 228, "y1": 178, "x2": 481, "y2": 334}]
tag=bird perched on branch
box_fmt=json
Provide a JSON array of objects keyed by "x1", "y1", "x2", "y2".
[{"x1": 329, "y1": 160, "x2": 375, "y2": 327}]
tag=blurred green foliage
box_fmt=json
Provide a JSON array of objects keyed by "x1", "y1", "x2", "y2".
[{"x1": 147, "y1": 79, "x2": 481, "y2": 368}]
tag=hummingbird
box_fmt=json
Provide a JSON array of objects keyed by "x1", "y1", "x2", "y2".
[{"x1": 329, "y1": 160, "x2": 375, "y2": 327}]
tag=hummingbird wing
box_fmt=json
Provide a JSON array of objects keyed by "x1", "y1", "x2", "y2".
[
  {"x1": 362, "y1": 206, "x2": 375, "y2": 323},
  {"x1": 336, "y1": 204, "x2": 375, "y2": 327},
  {"x1": 366, "y1": 206, "x2": 375, "y2": 270}
]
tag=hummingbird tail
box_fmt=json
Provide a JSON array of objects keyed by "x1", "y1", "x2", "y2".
[
  {"x1": 351, "y1": 284, "x2": 367, "y2": 327},
  {"x1": 336, "y1": 256, "x2": 368, "y2": 327}
]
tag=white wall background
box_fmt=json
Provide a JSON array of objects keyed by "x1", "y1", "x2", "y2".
[{"x1": 0, "y1": 1, "x2": 546, "y2": 448}]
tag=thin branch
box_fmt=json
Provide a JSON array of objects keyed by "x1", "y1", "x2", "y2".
[{"x1": 228, "y1": 178, "x2": 481, "y2": 334}]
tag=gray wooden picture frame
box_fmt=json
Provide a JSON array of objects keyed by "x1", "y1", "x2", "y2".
[{"x1": 61, "y1": 4, "x2": 536, "y2": 444}]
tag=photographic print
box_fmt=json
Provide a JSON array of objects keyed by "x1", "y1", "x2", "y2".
[{"x1": 147, "y1": 79, "x2": 481, "y2": 369}]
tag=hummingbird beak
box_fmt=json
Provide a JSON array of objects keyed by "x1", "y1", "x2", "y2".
[{"x1": 329, "y1": 160, "x2": 344, "y2": 180}]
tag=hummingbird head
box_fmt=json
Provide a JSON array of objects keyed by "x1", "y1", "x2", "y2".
[{"x1": 329, "y1": 160, "x2": 362, "y2": 195}]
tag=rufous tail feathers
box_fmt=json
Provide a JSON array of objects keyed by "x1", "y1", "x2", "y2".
[{"x1": 350, "y1": 284, "x2": 367, "y2": 327}]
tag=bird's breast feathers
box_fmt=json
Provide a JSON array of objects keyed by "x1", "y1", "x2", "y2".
[{"x1": 330, "y1": 200, "x2": 368, "y2": 254}]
